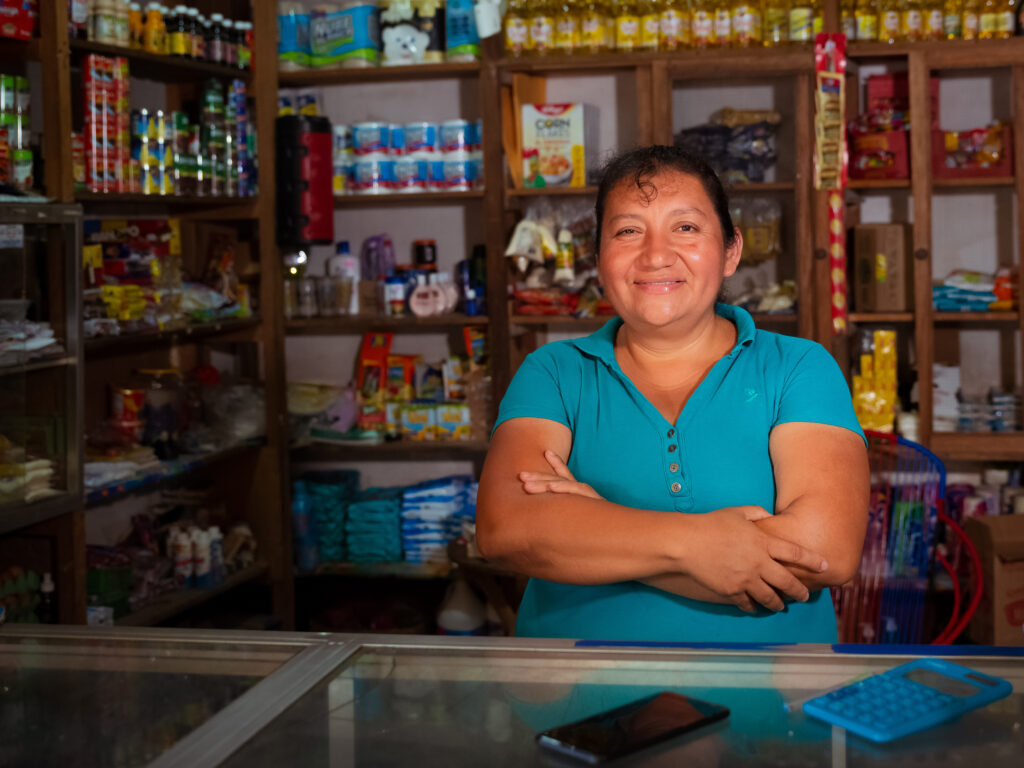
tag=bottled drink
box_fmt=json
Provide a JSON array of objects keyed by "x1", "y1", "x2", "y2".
[
  {"x1": 856, "y1": 0, "x2": 880, "y2": 39},
  {"x1": 580, "y1": 0, "x2": 609, "y2": 50},
  {"x1": 813, "y1": 0, "x2": 824, "y2": 33},
  {"x1": 732, "y1": 0, "x2": 763, "y2": 45},
  {"x1": 615, "y1": 0, "x2": 642, "y2": 49},
  {"x1": 692, "y1": 0, "x2": 716, "y2": 46},
  {"x1": 998, "y1": 0, "x2": 1015, "y2": 35},
  {"x1": 640, "y1": 0, "x2": 661, "y2": 48},
  {"x1": 714, "y1": 1, "x2": 733, "y2": 44},
  {"x1": 604, "y1": 0, "x2": 618, "y2": 48},
  {"x1": 943, "y1": 0, "x2": 962, "y2": 37},
  {"x1": 530, "y1": 0, "x2": 557, "y2": 54},
  {"x1": 660, "y1": 0, "x2": 691, "y2": 49},
  {"x1": 505, "y1": 0, "x2": 532, "y2": 55},
  {"x1": 764, "y1": 0, "x2": 789, "y2": 44},
  {"x1": 789, "y1": 0, "x2": 814, "y2": 42},
  {"x1": 979, "y1": 0, "x2": 1000, "y2": 36},
  {"x1": 841, "y1": 0, "x2": 857, "y2": 36},
  {"x1": 878, "y1": 0, "x2": 901, "y2": 40},
  {"x1": 962, "y1": 0, "x2": 981, "y2": 38},
  {"x1": 923, "y1": 0, "x2": 945, "y2": 35},
  {"x1": 902, "y1": 0, "x2": 924, "y2": 40},
  {"x1": 554, "y1": 0, "x2": 581, "y2": 52}
]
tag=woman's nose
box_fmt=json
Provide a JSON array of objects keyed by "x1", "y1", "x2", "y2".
[{"x1": 637, "y1": 231, "x2": 676, "y2": 269}]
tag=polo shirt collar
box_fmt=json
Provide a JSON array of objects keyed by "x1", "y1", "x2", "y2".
[{"x1": 570, "y1": 303, "x2": 756, "y2": 363}]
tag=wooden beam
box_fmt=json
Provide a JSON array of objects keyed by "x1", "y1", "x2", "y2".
[
  {"x1": 651, "y1": 59, "x2": 672, "y2": 145},
  {"x1": 1014, "y1": 66, "x2": 1024, "y2": 432},
  {"x1": 795, "y1": 73, "x2": 816, "y2": 343},
  {"x1": 38, "y1": 0, "x2": 73, "y2": 201},
  {"x1": 634, "y1": 64, "x2": 653, "y2": 146}
]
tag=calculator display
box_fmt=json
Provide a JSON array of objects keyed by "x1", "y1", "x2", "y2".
[{"x1": 903, "y1": 668, "x2": 980, "y2": 698}]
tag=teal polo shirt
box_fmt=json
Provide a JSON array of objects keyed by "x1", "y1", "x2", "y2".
[{"x1": 494, "y1": 303, "x2": 865, "y2": 643}]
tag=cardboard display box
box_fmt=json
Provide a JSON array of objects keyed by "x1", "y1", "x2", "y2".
[
  {"x1": 849, "y1": 130, "x2": 909, "y2": 181},
  {"x1": 852, "y1": 224, "x2": 913, "y2": 312},
  {"x1": 965, "y1": 515, "x2": 1024, "y2": 646}
]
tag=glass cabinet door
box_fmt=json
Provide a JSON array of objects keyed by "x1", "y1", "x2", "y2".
[{"x1": 0, "y1": 203, "x2": 82, "y2": 534}]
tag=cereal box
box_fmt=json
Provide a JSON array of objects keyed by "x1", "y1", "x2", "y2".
[{"x1": 520, "y1": 103, "x2": 596, "y2": 189}]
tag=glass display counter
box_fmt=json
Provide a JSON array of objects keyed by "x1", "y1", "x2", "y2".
[{"x1": 3, "y1": 627, "x2": 1022, "y2": 767}]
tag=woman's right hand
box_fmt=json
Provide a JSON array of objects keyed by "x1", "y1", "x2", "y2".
[{"x1": 683, "y1": 506, "x2": 829, "y2": 613}]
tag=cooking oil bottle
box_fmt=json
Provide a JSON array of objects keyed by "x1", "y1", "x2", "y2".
[
  {"x1": 997, "y1": 0, "x2": 1015, "y2": 36},
  {"x1": 961, "y1": 0, "x2": 980, "y2": 38},
  {"x1": 529, "y1": 0, "x2": 557, "y2": 54},
  {"x1": 504, "y1": 0, "x2": 532, "y2": 55},
  {"x1": 979, "y1": 0, "x2": 1000, "y2": 37},
  {"x1": 789, "y1": 0, "x2": 814, "y2": 43},
  {"x1": 732, "y1": 0, "x2": 763, "y2": 45},
  {"x1": 640, "y1": 0, "x2": 662, "y2": 49},
  {"x1": 943, "y1": 0, "x2": 962, "y2": 37},
  {"x1": 714, "y1": 0, "x2": 733, "y2": 45},
  {"x1": 692, "y1": 0, "x2": 716, "y2": 46},
  {"x1": 878, "y1": 0, "x2": 901, "y2": 41},
  {"x1": 764, "y1": 0, "x2": 789, "y2": 44},
  {"x1": 856, "y1": 0, "x2": 879, "y2": 40},
  {"x1": 604, "y1": 0, "x2": 618, "y2": 49},
  {"x1": 923, "y1": 0, "x2": 944, "y2": 36},
  {"x1": 554, "y1": 0, "x2": 582, "y2": 52},
  {"x1": 580, "y1": 0, "x2": 610, "y2": 50},
  {"x1": 841, "y1": 0, "x2": 857, "y2": 37},
  {"x1": 902, "y1": 0, "x2": 924, "y2": 40},
  {"x1": 660, "y1": 0, "x2": 691, "y2": 49},
  {"x1": 615, "y1": 0, "x2": 642, "y2": 50},
  {"x1": 813, "y1": 0, "x2": 824, "y2": 34}
]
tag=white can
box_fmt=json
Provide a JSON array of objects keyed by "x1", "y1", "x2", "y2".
[
  {"x1": 404, "y1": 121, "x2": 438, "y2": 154},
  {"x1": 429, "y1": 153, "x2": 474, "y2": 191},
  {"x1": 351, "y1": 157, "x2": 396, "y2": 194},
  {"x1": 394, "y1": 156, "x2": 429, "y2": 191},
  {"x1": 439, "y1": 119, "x2": 472, "y2": 153},
  {"x1": 352, "y1": 122, "x2": 390, "y2": 155}
]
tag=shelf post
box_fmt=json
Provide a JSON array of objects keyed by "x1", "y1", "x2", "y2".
[
  {"x1": 1014, "y1": 66, "x2": 1024, "y2": 431},
  {"x1": 38, "y1": 0, "x2": 74, "y2": 202}
]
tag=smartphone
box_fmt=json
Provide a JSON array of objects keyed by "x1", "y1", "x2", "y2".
[{"x1": 535, "y1": 691, "x2": 729, "y2": 764}]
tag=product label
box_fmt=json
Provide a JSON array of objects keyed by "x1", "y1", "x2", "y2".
[
  {"x1": 311, "y1": 6, "x2": 380, "y2": 67},
  {"x1": 881, "y1": 10, "x2": 900, "y2": 37},
  {"x1": 789, "y1": 7, "x2": 813, "y2": 41},
  {"x1": 925, "y1": 9, "x2": 943, "y2": 35},
  {"x1": 505, "y1": 18, "x2": 529, "y2": 48},
  {"x1": 692, "y1": 10, "x2": 713, "y2": 42},
  {"x1": 764, "y1": 7, "x2": 787, "y2": 40},
  {"x1": 714, "y1": 9, "x2": 731, "y2": 41},
  {"x1": 660, "y1": 9, "x2": 686, "y2": 46},
  {"x1": 616, "y1": 15, "x2": 640, "y2": 48},
  {"x1": 903, "y1": 9, "x2": 922, "y2": 35},
  {"x1": 998, "y1": 11, "x2": 1014, "y2": 32},
  {"x1": 813, "y1": 12, "x2": 823, "y2": 33},
  {"x1": 581, "y1": 17, "x2": 603, "y2": 46},
  {"x1": 530, "y1": 15, "x2": 555, "y2": 49},
  {"x1": 278, "y1": 11, "x2": 311, "y2": 66},
  {"x1": 641, "y1": 14, "x2": 660, "y2": 47},
  {"x1": 856, "y1": 13, "x2": 878, "y2": 39},
  {"x1": 842, "y1": 13, "x2": 855, "y2": 38},
  {"x1": 169, "y1": 30, "x2": 188, "y2": 56},
  {"x1": 943, "y1": 12, "x2": 961, "y2": 36},
  {"x1": 980, "y1": 12, "x2": 997, "y2": 33},
  {"x1": 963, "y1": 11, "x2": 979, "y2": 37},
  {"x1": 555, "y1": 17, "x2": 580, "y2": 49},
  {"x1": 446, "y1": 0, "x2": 480, "y2": 57},
  {"x1": 732, "y1": 6, "x2": 761, "y2": 43}
]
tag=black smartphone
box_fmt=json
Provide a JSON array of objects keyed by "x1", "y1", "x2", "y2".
[{"x1": 535, "y1": 691, "x2": 729, "y2": 764}]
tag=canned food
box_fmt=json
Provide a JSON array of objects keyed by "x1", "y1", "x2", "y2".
[
  {"x1": 352, "y1": 122, "x2": 390, "y2": 155},
  {"x1": 351, "y1": 158, "x2": 396, "y2": 193},
  {"x1": 394, "y1": 156, "x2": 428, "y2": 191},
  {"x1": 111, "y1": 386, "x2": 146, "y2": 423},
  {"x1": 429, "y1": 156, "x2": 474, "y2": 191},
  {"x1": 333, "y1": 124, "x2": 352, "y2": 156},
  {"x1": 439, "y1": 119, "x2": 472, "y2": 153},
  {"x1": 389, "y1": 123, "x2": 405, "y2": 155},
  {"x1": 404, "y1": 122, "x2": 438, "y2": 154}
]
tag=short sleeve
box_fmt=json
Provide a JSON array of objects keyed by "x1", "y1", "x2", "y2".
[
  {"x1": 493, "y1": 346, "x2": 573, "y2": 434},
  {"x1": 774, "y1": 343, "x2": 866, "y2": 445}
]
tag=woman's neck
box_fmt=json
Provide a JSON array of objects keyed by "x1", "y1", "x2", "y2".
[{"x1": 617, "y1": 308, "x2": 732, "y2": 377}]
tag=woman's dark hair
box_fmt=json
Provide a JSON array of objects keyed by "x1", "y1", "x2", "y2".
[{"x1": 594, "y1": 145, "x2": 736, "y2": 253}]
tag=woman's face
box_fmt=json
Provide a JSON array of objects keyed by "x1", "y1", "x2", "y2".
[{"x1": 598, "y1": 170, "x2": 742, "y2": 330}]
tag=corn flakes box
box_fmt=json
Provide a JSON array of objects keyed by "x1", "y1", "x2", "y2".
[{"x1": 520, "y1": 103, "x2": 596, "y2": 189}]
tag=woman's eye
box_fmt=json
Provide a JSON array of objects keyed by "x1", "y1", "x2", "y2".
[
  {"x1": 676, "y1": 223, "x2": 696, "y2": 233},
  {"x1": 615, "y1": 227, "x2": 639, "y2": 237}
]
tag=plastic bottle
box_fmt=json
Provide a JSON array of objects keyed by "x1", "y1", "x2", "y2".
[
  {"x1": 604, "y1": 0, "x2": 618, "y2": 47},
  {"x1": 128, "y1": 2, "x2": 143, "y2": 46},
  {"x1": 173, "y1": 530, "x2": 193, "y2": 587},
  {"x1": 943, "y1": 0, "x2": 962, "y2": 37},
  {"x1": 763, "y1": 0, "x2": 789, "y2": 44},
  {"x1": 505, "y1": 0, "x2": 532, "y2": 54},
  {"x1": 878, "y1": 0, "x2": 901, "y2": 41},
  {"x1": 436, "y1": 578, "x2": 486, "y2": 635},
  {"x1": 812, "y1": 0, "x2": 824, "y2": 33},
  {"x1": 614, "y1": 0, "x2": 642, "y2": 50},
  {"x1": 902, "y1": 0, "x2": 924, "y2": 40},
  {"x1": 580, "y1": 0, "x2": 610, "y2": 50},
  {"x1": 236, "y1": 20, "x2": 253, "y2": 68},
  {"x1": 997, "y1": 0, "x2": 1014, "y2": 36},
  {"x1": 732, "y1": 0, "x2": 763, "y2": 45},
  {"x1": 554, "y1": 0, "x2": 581, "y2": 52},
  {"x1": 209, "y1": 526, "x2": 225, "y2": 585},
  {"x1": 222, "y1": 18, "x2": 237, "y2": 65},
  {"x1": 856, "y1": 0, "x2": 879, "y2": 38},
  {"x1": 639, "y1": 0, "x2": 661, "y2": 48},
  {"x1": 660, "y1": 0, "x2": 691, "y2": 49},
  {"x1": 169, "y1": 5, "x2": 188, "y2": 55},
  {"x1": 713, "y1": 0, "x2": 732, "y2": 44},
  {"x1": 528, "y1": 0, "x2": 557, "y2": 53},
  {"x1": 841, "y1": 0, "x2": 857, "y2": 35},
  {"x1": 923, "y1": 0, "x2": 945, "y2": 35},
  {"x1": 189, "y1": 8, "x2": 204, "y2": 58},
  {"x1": 962, "y1": 0, "x2": 980, "y2": 39},
  {"x1": 38, "y1": 573, "x2": 56, "y2": 624},
  {"x1": 692, "y1": 0, "x2": 716, "y2": 46},
  {"x1": 193, "y1": 529, "x2": 212, "y2": 589},
  {"x1": 143, "y1": 2, "x2": 164, "y2": 52},
  {"x1": 788, "y1": 0, "x2": 814, "y2": 42}
]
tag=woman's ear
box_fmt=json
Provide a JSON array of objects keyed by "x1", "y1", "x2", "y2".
[{"x1": 723, "y1": 227, "x2": 743, "y2": 278}]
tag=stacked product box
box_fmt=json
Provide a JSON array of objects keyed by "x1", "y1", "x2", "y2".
[
  {"x1": 84, "y1": 54, "x2": 131, "y2": 194},
  {"x1": 130, "y1": 109, "x2": 174, "y2": 195}
]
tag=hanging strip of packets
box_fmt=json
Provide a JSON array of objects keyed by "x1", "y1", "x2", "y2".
[{"x1": 814, "y1": 33, "x2": 848, "y2": 335}]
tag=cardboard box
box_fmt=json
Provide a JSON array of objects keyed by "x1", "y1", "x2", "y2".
[
  {"x1": 852, "y1": 224, "x2": 913, "y2": 312},
  {"x1": 932, "y1": 125, "x2": 1014, "y2": 181},
  {"x1": 520, "y1": 103, "x2": 596, "y2": 189},
  {"x1": 865, "y1": 74, "x2": 939, "y2": 129},
  {"x1": 849, "y1": 130, "x2": 909, "y2": 181},
  {"x1": 965, "y1": 515, "x2": 1024, "y2": 646}
]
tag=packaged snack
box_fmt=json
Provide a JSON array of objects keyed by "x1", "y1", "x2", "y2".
[{"x1": 520, "y1": 103, "x2": 597, "y2": 188}]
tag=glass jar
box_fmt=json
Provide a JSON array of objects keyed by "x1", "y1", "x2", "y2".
[
  {"x1": 316, "y1": 276, "x2": 338, "y2": 316},
  {"x1": 296, "y1": 277, "x2": 318, "y2": 317},
  {"x1": 283, "y1": 279, "x2": 299, "y2": 319},
  {"x1": 138, "y1": 368, "x2": 182, "y2": 460}
]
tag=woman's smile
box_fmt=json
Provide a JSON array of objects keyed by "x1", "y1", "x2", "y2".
[{"x1": 634, "y1": 278, "x2": 686, "y2": 293}]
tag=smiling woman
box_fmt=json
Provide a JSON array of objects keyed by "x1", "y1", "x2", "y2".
[{"x1": 476, "y1": 145, "x2": 870, "y2": 643}]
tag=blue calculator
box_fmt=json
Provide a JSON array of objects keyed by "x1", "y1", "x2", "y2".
[{"x1": 803, "y1": 658, "x2": 1012, "y2": 743}]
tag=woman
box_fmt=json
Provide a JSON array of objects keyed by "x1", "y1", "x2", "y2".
[{"x1": 477, "y1": 145, "x2": 869, "y2": 643}]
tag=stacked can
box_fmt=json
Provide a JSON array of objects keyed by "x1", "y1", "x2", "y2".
[
  {"x1": 225, "y1": 79, "x2": 251, "y2": 196},
  {"x1": 130, "y1": 108, "x2": 174, "y2": 195},
  {"x1": 395, "y1": 121, "x2": 433, "y2": 193},
  {"x1": 332, "y1": 124, "x2": 352, "y2": 195},
  {"x1": 350, "y1": 121, "x2": 395, "y2": 194},
  {"x1": 84, "y1": 55, "x2": 131, "y2": 194},
  {"x1": 0, "y1": 73, "x2": 31, "y2": 190},
  {"x1": 433, "y1": 119, "x2": 480, "y2": 192},
  {"x1": 170, "y1": 111, "x2": 198, "y2": 196}
]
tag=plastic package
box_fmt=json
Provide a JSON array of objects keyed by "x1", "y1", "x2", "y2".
[{"x1": 311, "y1": 1, "x2": 380, "y2": 69}]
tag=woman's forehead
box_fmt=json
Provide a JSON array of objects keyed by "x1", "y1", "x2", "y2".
[{"x1": 606, "y1": 169, "x2": 711, "y2": 211}]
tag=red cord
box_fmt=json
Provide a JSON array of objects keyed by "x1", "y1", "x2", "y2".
[
  {"x1": 933, "y1": 551, "x2": 960, "y2": 645},
  {"x1": 932, "y1": 509, "x2": 984, "y2": 645}
]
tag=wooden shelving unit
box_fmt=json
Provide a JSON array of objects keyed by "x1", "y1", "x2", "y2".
[
  {"x1": 85, "y1": 317, "x2": 262, "y2": 355},
  {"x1": 279, "y1": 60, "x2": 480, "y2": 86},
  {"x1": 286, "y1": 314, "x2": 487, "y2": 335},
  {"x1": 292, "y1": 441, "x2": 489, "y2": 462},
  {"x1": 69, "y1": 38, "x2": 253, "y2": 83},
  {"x1": 333, "y1": 191, "x2": 484, "y2": 207}
]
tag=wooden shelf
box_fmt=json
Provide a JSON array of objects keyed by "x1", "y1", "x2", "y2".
[
  {"x1": 849, "y1": 37, "x2": 1024, "y2": 68},
  {"x1": 849, "y1": 179, "x2": 911, "y2": 189},
  {"x1": 279, "y1": 61, "x2": 480, "y2": 86},
  {"x1": 286, "y1": 314, "x2": 486, "y2": 335},
  {"x1": 751, "y1": 312, "x2": 798, "y2": 324},
  {"x1": 933, "y1": 311, "x2": 1019, "y2": 324},
  {"x1": 498, "y1": 47, "x2": 814, "y2": 77},
  {"x1": 511, "y1": 315, "x2": 612, "y2": 329},
  {"x1": 291, "y1": 440, "x2": 489, "y2": 462},
  {"x1": 85, "y1": 440, "x2": 264, "y2": 508},
  {"x1": 75, "y1": 192, "x2": 259, "y2": 215},
  {"x1": 930, "y1": 432, "x2": 1024, "y2": 461},
  {"x1": 0, "y1": 36, "x2": 39, "y2": 64},
  {"x1": 334, "y1": 191, "x2": 484, "y2": 207},
  {"x1": 849, "y1": 312, "x2": 914, "y2": 323},
  {"x1": 69, "y1": 39, "x2": 252, "y2": 83},
  {"x1": 729, "y1": 182, "x2": 796, "y2": 193},
  {"x1": 85, "y1": 317, "x2": 261, "y2": 356},
  {"x1": 933, "y1": 177, "x2": 1015, "y2": 188},
  {"x1": 0, "y1": 355, "x2": 77, "y2": 377},
  {"x1": 299, "y1": 560, "x2": 451, "y2": 579},
  {"x1": 115, "y1": 562, "x2": 269, "y2": 627},
  {"x1": 507, "y1": 186, "x2": 597, "y2": 197}
]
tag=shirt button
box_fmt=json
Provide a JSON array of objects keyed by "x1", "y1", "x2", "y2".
[
  {"x1": 671, "y1": 482, "x2": 682, "y2": 493},
  {"x1": 669, "y1": 462, "x2": 679, "y2": 473},
  {"x1": 668, "y1": 444, "x2": 677, "y2": 453},
  {"x1": 667, "y1": 429, "x2": 675, "y2": 437}
]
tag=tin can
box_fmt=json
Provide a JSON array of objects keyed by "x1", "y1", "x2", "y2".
[
  {"x1": 352, "y1": 122, "x2": 390, "y2": 155},
  {"x1": 394, "y1": 156, "x2": 428, "y2": 191},
  {"x1": 439, "y1": 119, "x2": 472, "y2": 153},
  {"x1": 429, "y1": 155, "x2": 474, "y2": 191},
  {"x1": 351, "y1": 158, "x2": 396, "y2": 193},
  {"x1": 404, "y1": 122, "x2": 438, "y2": 154},
  {"x1": 111, "y1": 386, "x2": 146, "y2": 423},
  {"x1": 388, "y1": 123, "x2": 405, "y2": 155}
]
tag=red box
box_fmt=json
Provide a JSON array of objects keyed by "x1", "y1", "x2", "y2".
[
  {"x1": 865, "y1": 74, "x2": 940, "y2": 129},
  {"x1": 932, "y1": 125, "x2": 1014, "y2": 180},
  {"x1": 0, "y1": 0, "x2": 36, "y2": 41},
  {"x1": 849, "y1": 130, "x2": 910, "y2": 180}
]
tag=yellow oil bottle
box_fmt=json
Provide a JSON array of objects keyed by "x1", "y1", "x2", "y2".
[
  {"x1": 732, "y1": 0, "x2": 763, "y2": 45},
  {"x1": 605, "y1": 0, "x2": 619, "y2": 47},
  {"x1": 640, "y1": 0, "x2": 662, "y2": 48},
  {"x1": 504, "y1": 0, "x2": 533, "y2": 55},
  {"x1": 997, "y1": 0, "x2": 1015, "y2": 36},
  {"x1": 902, "y1": 0, "x2": 924, "y2": 40},
  {"x1": 529, "y1": 0, "x2": 557, "y2": 54},
  {"x1": 878, "y1": 0, "x2": 902, "y2": 41},
  {"x1": 961, "y1": 0, "x2": 980, "y2": 38},
  {"x1": 923, "y1": 0, "x2": 945, "y2": 35},
  {"x1": 856, "y1": 0, "x2": 880, "y2": 40},
  {"x1": 943, "y1": 0, "x2": 962, "y2": 37},
  {"x1": 580, "y1": 0, "x2": 610, "y2": 50},
  {"x1": 660, "y1": 0, "x2": 692, "y2": 49},
  {"x1": 615, "y1": 0, "x2": 642, "y2": 50},
  {"x1": 813, "y1": 0, "x2": 824, "y2": 34},
  {"x1": 979, "y1": 0, "x2": 1000, "y2": 37},
  {"x1": 554, "y1": 0, "x2": 582, "y2": 52},
  {"x1": 691, "y1": 0, "x2": 716, "y2": 46},
  {"x1": 841, "y1": 0, "x2": 857, "y2": 37},
  {"x1": 764, "y1": 0, "x2": 790, "y2": 44},
  {"x1": 789, "y1": 0, "x2": 815, "y2": 42}
]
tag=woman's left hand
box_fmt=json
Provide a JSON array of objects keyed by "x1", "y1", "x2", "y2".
[{"x1": 519, "y1": 450, "x2": 604, "y2": 501}]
